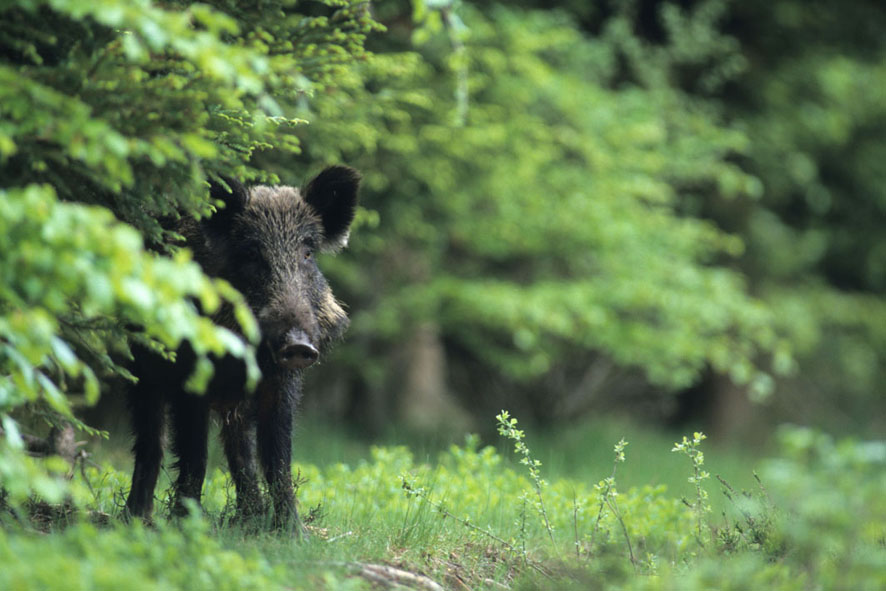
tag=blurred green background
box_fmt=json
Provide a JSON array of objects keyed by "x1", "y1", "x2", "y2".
[{"x1": 293, "y1": 0, "x2": 886, "y2": 444}]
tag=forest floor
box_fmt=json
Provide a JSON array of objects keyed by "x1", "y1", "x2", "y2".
[{"x1": 1, "y1": 414, "x2": 882, "y2": 590}]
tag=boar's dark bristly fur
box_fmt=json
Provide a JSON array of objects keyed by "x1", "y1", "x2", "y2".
[{"x1": 125, "y1": 166, "x2": 360, "y2": 531}]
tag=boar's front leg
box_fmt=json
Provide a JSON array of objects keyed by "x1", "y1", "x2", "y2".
[
  {"x1": 256, "y1": 378, "x2": 301, "y2": 533},
  {"x1": 221, "y1": 411, "x2": 264, "y2": 521},
  {"x1": 125, "y1": 384, "x2": 166, "y2": 521},
  {"x1": 169, "y1": 393, "x2": 210, "y2": 516}
]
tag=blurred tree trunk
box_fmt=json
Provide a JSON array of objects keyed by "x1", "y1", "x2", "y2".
[
  {"x1": 671, "y1": 369, "x2": 760, "y2": 441},
  {"x1": 708, "y1": 374, "x2": 755, "y2": 441},
  {"x1": 398, "y1": 322, "x2": 471, "y2": 431}
]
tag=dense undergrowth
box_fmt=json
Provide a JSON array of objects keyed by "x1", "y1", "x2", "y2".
[{"x1": 1, "y1": 417, "x2": 884, "y2": 590}]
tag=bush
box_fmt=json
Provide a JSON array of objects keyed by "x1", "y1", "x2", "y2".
[{"x1": 0, "y1": 0, "x2": 375, "y2": 502}]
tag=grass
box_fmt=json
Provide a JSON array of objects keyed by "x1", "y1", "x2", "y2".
[
  {"x1": 292, "y1": 412, "x2": 766, "y2": 514},
  {"x1": 2, "y1": 413, "x2": 884, "y2": 590}
]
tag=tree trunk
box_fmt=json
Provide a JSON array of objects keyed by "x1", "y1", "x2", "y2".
[{"x1": 399, "y1": 322, "x2": 471, "y2": 431}]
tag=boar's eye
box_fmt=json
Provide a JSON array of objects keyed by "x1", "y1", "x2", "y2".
[
  {"x1": 245, "y1": 244, "x2": 262, "y2": 260},
  {"x1": 302, "y1": 238, "x2": 316, "y2": 260}
]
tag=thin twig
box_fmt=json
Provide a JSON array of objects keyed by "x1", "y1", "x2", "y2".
[
  {"x1": 605, "y1": 496, "x2": 636, "y2": 565},
  {"x1": 572, "y1": 493, "x2": 581, "y2": 559}
]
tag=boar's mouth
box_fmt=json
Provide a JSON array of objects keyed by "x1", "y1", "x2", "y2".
[{"x1": 267, "y1": 329, "x2": 319, "y2": 370}]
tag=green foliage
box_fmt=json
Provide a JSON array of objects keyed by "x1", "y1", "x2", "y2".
[
  {"x1": 0, "y1": 0, "x2": 375, "y2": 501},
  {"x1": 496, "y1": 410, "x2": 555, "y2": 547},
  {"x1": 435, "y1": 0, "x2": 886, "y2": 427},
  {"x1": 0, "y1": 517, "x2": 282, "y2": 590},
  {"x1": 590, "y1": 438, "x2": 633, "y2": 562},
  {"x1": 760, "y1": 427, "x2": 886, "y2": 586},
  {"x1": 299, "y1": 2, "x2": 785, "y2": 417},
  {"x1": 671, "y1": 432, "x2": 711, "y2": 543},
  {"x1": 635, "y1": 426, "x2": 886, "y2": 591},
  {"x1": 737, "y1": 22, "x2": 886, "y2": 412}
]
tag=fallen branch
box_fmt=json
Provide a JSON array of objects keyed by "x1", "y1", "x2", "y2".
[{"x1": 356, "y1": 563, "x2": 445, "y2": 591}]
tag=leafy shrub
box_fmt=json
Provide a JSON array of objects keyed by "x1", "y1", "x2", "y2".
[{"x1": 0, "y1": 0, "x2": 375, "y2": 502}]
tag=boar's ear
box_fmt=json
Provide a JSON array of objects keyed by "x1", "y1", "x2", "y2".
[
  {"x1": 303, "y1": 165, "x2": 361, "y2": 251},
  {"x1": 205, "y1": 176, "x2": 248, "y2": 231}
]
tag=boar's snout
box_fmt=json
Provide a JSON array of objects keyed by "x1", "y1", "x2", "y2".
[
  {"x1": 272, "y1": 329, "x2": 319, "y2": 370},
  {"x1": 258, "y1": 297, "x2": 322, "y2": 371}
]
